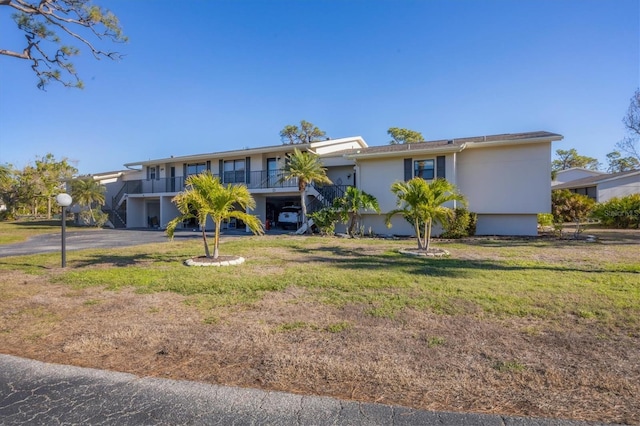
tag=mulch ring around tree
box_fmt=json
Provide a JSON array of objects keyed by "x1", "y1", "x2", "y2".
[
  {"x1": 398, "y1": 247, "x2": 450, "y2": 258},
  {"x1": 184, "y1": 255, "x2": 245, "y2": 267}
]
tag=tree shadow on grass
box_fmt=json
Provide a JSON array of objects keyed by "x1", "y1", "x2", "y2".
[
  {"x1": 69, "y1": 252, "x2": 184, "y2": 268},
  {"x1": 291, "y1": 244, "x2": 619, "y2": 277}
]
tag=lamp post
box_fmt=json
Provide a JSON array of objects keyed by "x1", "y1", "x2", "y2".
[{"x1": 55, "y1": 193, "x2": 73, "y2": 268}]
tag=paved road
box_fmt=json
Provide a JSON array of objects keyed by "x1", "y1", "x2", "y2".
[
  {"x1": 0, "y1": 354, "x2": 609, "y2": 426},
  {"x1": 0, "y1": 230, "x2": 621, "y2": 425},
  {"x1": 0, "y1": 228, "x2": 248, "y2": 258}
]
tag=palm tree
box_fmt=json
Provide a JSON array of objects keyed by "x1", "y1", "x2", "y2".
[
  {"x1": 385, "y1": 178, "x2": 466, "y2": 252},
  {"x1": 280, "y1": 148, "x2": 332, "y2": 233},
  {"x1": 71, "y1": 177, "x2": 106, "y2": 223},
  {"x1": 166, "y1": 173, "x2": 263, "y2": 259},
  {"x1": 335, "y1": 186, "x2": 380, "y2": 236}
]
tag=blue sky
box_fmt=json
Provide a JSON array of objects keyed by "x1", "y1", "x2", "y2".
[{"x1": 0, "y1": 0, "x2": 638, "y2": 175}]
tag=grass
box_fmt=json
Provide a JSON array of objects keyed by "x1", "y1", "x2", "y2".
[
  {"x1": 0, "y1": 230, "x2": 639, "y2": 424},
  {"x1": 3, "y1": 235, "x2": 633, "y2": 328}
]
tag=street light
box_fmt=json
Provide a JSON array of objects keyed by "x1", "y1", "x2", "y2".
[{"x1": 55, "y1": 193, "x2": 73, "y2": 268}]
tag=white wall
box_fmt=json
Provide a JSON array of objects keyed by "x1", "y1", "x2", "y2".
[
  {"x1": 476, "y1": 214, "x2": 538, "y2": 236},
  {"x1": 357, "y1": 158, "x2": 405, "y2": 212},
  {"x1": 326, "y1": 165, "x2": 355, "y2": 187},
  {"x1": 597, "y1": 173, "x2": 640, "y2": 202},
  {"x1": 457, "y1": 143, "x2": 552, "y2": 214}
]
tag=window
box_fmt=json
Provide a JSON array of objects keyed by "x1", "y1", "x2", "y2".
[
  {"x1": 414, "y1": 159, "x2": 434, "y2": 180},
  {"x1": 148, "y1": 166, "x2": 157, "y2": 180},
  {"x1": 186, "y1": 162, "x2": 207, "y2": 177},
  {"x1": 223, "y1": 159, "x2": 245, "y2": 183}
]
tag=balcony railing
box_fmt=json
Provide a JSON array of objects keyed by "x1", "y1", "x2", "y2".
[{"x1": 120, "y1": 170, "x2": 299, "y2": 195}]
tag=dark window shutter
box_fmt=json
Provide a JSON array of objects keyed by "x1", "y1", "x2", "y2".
[
  {"x1": 206, "y1": 160, "x2": 211, "y2": 172},
  {"x1": 218, "y1": 160, "x2": 223, "y2": 179},
  {"x1": 436, "y1": 156, "x2": 446, "y2": 179},
  {"x1": 404, "y1": 158, "x2": 412, "y2": 181},
  {"x1": 245, "y1": 157, "x2": 251, "y2": 184},
  {"x1": 156, "y1": 165, "x2": 160, "y2": 180},
  {"x1": 146, "y1": 167, "x2": 150, "y2": 180}
]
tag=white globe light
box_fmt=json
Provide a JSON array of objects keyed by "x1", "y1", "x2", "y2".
[{"x1": 56, "y1": 193, "x2": 73, "y2": 207}]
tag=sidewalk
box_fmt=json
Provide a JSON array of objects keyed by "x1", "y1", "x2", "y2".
[{"x1": 0, "y1": 354, "x2": 613, "y2": 426}]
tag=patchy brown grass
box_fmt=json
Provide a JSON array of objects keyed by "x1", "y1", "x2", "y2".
[{"x1": 0, "y1": 228, "x2": 639, "y2": 425}]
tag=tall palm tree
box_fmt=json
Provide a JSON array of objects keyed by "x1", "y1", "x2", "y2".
[
  {"x1": 280, "y1": 148, "x2": 332, "y2": 233},
  {"x1": 166, "y1": 173, "x2": 263, "y2": 259},
  {"x1": 71, "y1": 177, "x2": 106, "y2": 222},
  {"x1": 335, "y1": 186, "x2": 380, "y2": 236},
  {"x1": 385, "y1": 178, "x2": 466, "y2": 252}
]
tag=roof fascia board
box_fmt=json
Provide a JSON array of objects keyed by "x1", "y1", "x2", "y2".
[
  {"x1": 464, "y1": 135, "x2": 564, "y2": 149},
  {"x1": 310, "y1": 136, "x2": 368, "y2": 149},
  {"x1": 595, "y1": 170, "x2": 640, "y2": 184},
  {"x1": 346, "y1": 144, "x2": 465, "y2": 160},
  {"x1": 124, "y1": 143, "x2": 312, "y2": 167}
]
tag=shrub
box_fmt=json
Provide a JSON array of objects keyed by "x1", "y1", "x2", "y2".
[
  {"x1": 79, "y1": 210, "x2": 109, "y2": 227},
  {"x1": 441, "y1": 208, "x2": 477, "y2": 239},
  {"x1": 551, "y1": 190, "x2": 596, "y2": 237},
  {"x1": 537, "y1": 213, "x2": 554, "y2": 227},
  {"x1": 308, "y1": 207, "x2": 339, "y2": 235},
  {"x1": 591, "y1": 194, "x2": 640, "y2": 228}
]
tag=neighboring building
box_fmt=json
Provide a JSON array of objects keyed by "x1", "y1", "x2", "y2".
[
  {"x1": 552, "y1": 169, "x2": 640, "y2": 203},
  {"x1": 552, "y1": 167, "x2": 605, "y2": 186},
  {"x1": 100, "y1": 131, "x2": 563, "y2": 236}
]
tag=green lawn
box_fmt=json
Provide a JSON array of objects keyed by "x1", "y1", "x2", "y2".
[{"x1": 2, "y1": 234, "x2": 638, "y2": 329}]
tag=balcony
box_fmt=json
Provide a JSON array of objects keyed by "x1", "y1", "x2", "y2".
[{"x1": 122, "y1": 170, "x2": 299, "y2": 195}]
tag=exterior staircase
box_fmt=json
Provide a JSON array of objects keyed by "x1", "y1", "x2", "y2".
[{"x1": 296, "y1": 184, "x2": 348, "y2": 234}]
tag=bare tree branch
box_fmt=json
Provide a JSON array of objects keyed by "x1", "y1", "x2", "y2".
[{"x1": 0, "y1": 0, "x2": 126, "y2": 89}]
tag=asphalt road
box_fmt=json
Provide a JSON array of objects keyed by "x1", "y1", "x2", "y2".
[
  {"x1": 0, "y1": 230, "x2": 621, "y2": 425},
  {"x1": 0, "y1": 228, "x2": 239, "y2": 258}
]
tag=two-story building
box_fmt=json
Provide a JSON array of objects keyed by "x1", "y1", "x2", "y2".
[{"x1": 101, "y1": 131, "x2": 563, "y2": 236}]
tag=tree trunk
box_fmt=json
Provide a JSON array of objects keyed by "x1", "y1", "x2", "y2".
[
  {"x1": 47, "y1": 197, "x2": 52, "y2": 219},
  {"x1": 300, "y1": 187, "x2": 309, "y2": 234},
  {"x1": 201, "y1": 226, "x2": 211, "y2": 258},
  {"x1": 425, "y1": 220, "x2": 432, "y2": 252},
  {"x1": 348, "y1": 212, "x2": 356, "y2": 236},
  {"x1": 414, "y1": 219, "x2": 424, "y2": 250},
  {"x1": 213, "y1": 219, "x2": 221, "y2": 259}
]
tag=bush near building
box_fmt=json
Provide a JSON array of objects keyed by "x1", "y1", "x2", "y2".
[{"x1": 591, "y1": 194, "x2": 640, "y2": 229}]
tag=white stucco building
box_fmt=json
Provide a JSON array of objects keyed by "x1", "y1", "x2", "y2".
[{"x1": 100, "y1": 131, "x2": 563, "y2": 236}]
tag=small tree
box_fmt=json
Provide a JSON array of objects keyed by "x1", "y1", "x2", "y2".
[
  {"x1": 552, "y1": 148, "x2": 600, "y2": 171},
  {"x1": 70, "y1": 176, "x2": 106, "y2": 226},
  {"x1": 279, "y1": 120, "x2": 327, "y2": 144},
  {"x1": 387, "y1": 127, "x2": 425, "y2": 145},
  {"x1": 334, "y1": 186, "x2": 380, "y2": 237},
  {"x1": 606, "y1": 150, "x2": 639, "y2": 173},
  {"x1": 551, "y1": 189, "x2": 595, "y2": 237},
  {"x1": 386, "y1": 178, "x2": 466, "y2": 252},
  {"x1": 166, "y1": 173, "x2": 263, "y2": 259},
  {"x1": 280, "y1": 148, "x2": 332, "y2": 233}
]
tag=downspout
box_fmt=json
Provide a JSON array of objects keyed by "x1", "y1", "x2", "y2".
[{"x1": 452, "y1": 150, "x2": 459, "y2": 208}]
